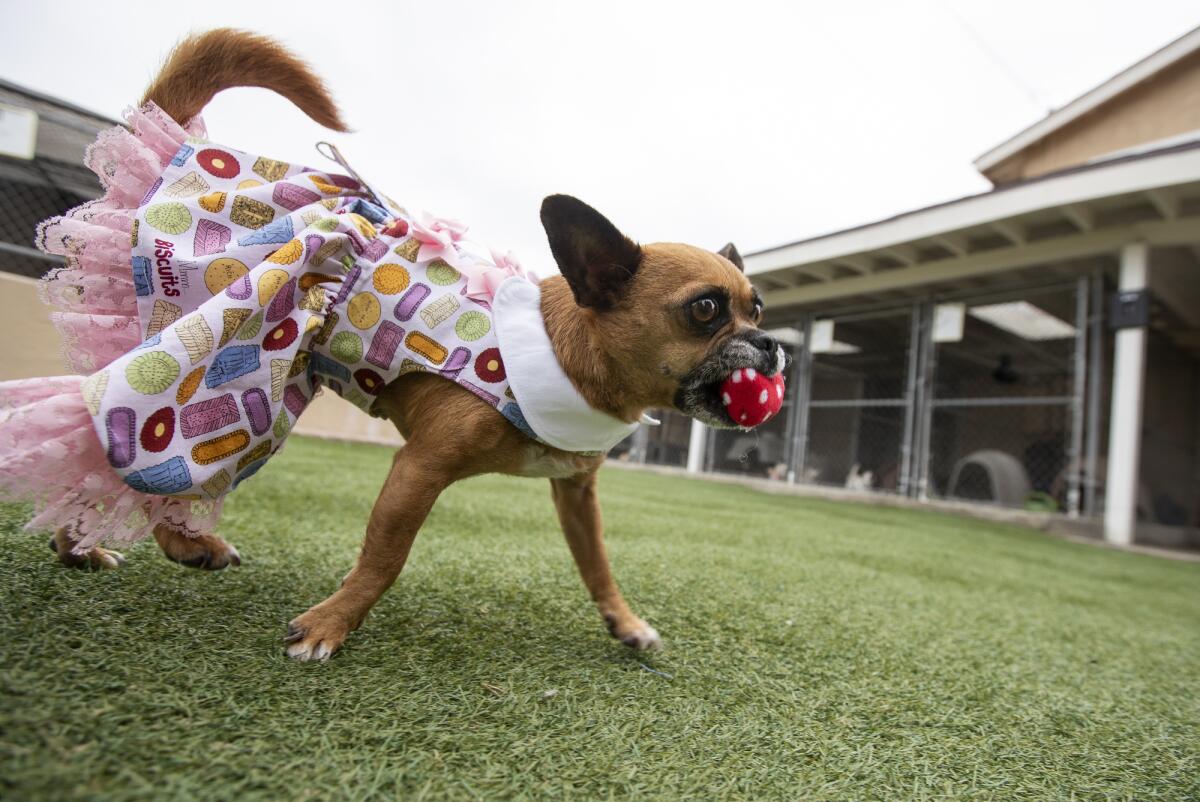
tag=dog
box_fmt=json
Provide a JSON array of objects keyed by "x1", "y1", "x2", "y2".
[{"x1": 13, "y1": 30, "x2": 782, "y2": 660}]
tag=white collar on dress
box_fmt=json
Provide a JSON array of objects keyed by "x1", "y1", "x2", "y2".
[{"x1": 493, "y1": 277, "x2": 643, "y2": 452}]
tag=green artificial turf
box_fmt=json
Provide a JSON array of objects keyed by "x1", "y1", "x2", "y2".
[{"x1": 2, "y1": 436, "x2": 1198, "y2": 801}]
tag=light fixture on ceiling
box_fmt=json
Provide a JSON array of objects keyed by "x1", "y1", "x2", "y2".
[
  {"x1": 969, "y1": 301, "x2": 1076, "y2": 341},
  {"x1": 765, "y1": 327, "x2": 804, "y2": 347}
]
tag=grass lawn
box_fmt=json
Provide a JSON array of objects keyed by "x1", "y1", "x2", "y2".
[{"x1": 2, "y1": 435, "x2": 1198, "y2": 801}]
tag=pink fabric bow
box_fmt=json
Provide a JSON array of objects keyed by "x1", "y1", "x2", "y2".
[
  {"x1": 410, "y1": 212, "x2": 470, "y2": 268},
  {"x1": 461, "y1": 248, "x2": 538, "y2": 302},
  {"x1": 410, "y1": 211, "x2": 538, "y2": 303}
]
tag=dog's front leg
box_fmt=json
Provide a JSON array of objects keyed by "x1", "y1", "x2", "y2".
[
  {"x1": 550, "y1": 472, "x2": 662, "y2": 651},
  {"x1": 285, "y1": 444, "x2": 450, "y2": 661}
]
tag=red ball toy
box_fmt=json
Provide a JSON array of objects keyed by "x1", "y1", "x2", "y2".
[{"x1": 721, "y1": 368, "x2": 785, "y2": 428}]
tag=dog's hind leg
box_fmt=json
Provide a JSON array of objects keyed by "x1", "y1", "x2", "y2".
[
  {"x1": 49, "y1": 528, "x2": 126, "y2": 570},
  {"x1": 152, "y1": 524, "x2": 241, "y2": 570}
]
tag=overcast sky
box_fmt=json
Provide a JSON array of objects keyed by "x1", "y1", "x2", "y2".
[{"x1": 3, "y1": 1, "x2": 1198, "y2": 273}]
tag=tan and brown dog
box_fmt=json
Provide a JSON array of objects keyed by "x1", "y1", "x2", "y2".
[{"x1": 50, "y1": 30, "x2": 782, "y2": 659}]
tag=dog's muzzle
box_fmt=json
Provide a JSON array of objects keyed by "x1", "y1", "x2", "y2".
[{"x1": 672, "y1": 332, "x2": 788, "y2": 429}]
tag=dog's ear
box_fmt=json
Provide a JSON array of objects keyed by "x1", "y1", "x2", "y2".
[
  {"x1": 540, "y1": 194, "x2": 642, "y2": 310},
  {"x1": 717, "y1": 242, "x2": 744, "y2": 272}
]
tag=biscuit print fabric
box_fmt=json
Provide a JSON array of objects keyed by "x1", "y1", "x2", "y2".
[
  {"x1": 0, "y1": 103, "x2": 539, "y2": 549},
  {"x1": 93, "y1": 131, "x2": 542, "y2": 498},
  {"x1": 0, "y1": 105, "x2": 223, "y2": 550}
]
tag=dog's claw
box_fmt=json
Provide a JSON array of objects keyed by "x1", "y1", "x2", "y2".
[
  {"x1": 52, "y1": 540, "x2": 126, "y2": 571},
  {"x1": 286, "y1": 638, "x2": 334, "y2": 662},
  {"x1": 284, "y1": 610, "x2": 349, "y2": 661},
  {"x1": 603, "y1": 613, "x2": 663, "y2": 651},
  {"x1": 163, "y1": 535, "x2": 240, "y2": 570},
  {"x1": 619, "y1": 624, "x2": 663, "y2": 651}
]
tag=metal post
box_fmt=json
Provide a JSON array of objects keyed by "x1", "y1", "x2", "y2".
[
  {"x1": 777, "y1": 326, "x2": 806, "y2": 475},
  {"x1": 1104, "y1": 242, "x2": 1149, "y2": 545},
  {"x1": 913, "y1": 301, "x2": 937, "y2": 500},
  {"x1": 1084, "y1": 270, "x2": 1104, "y2": 518},
  {"x1": 898, "y1": 303, "x2": 921, "y2": 497},
  {"x1": 1066, "y1": 275, "x2": 1088, "y2": 517},
  {"x1": 631, "y1": 423, "x2": 650, "y2": 465},
  {"x1": 786, "y1": 314, "x2": 814, "y2": 483},
  {"x1": 685, "y1": 419, "x2": 706, "y2": 474}
]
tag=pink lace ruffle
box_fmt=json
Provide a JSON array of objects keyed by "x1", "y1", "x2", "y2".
[
  {"x1": 0, "y1": 377, "x2": 222, "y2": 551},
  {"x1": 35, "y1": 103, "x2": 205, "y2": 373},
  {"x1": 0, "y1": 104, "x2": 219, "y2": 550}
]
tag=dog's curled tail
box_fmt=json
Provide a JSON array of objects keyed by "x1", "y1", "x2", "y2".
[{"x1": 141, "y1": 28, "x2": 349, "y2": 132}]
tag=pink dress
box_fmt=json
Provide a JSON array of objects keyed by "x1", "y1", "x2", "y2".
[{"x1": 0, "y1": 104, "x2": 537, "y2": 552}]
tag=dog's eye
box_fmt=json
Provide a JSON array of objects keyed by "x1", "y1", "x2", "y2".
[
  {"x1": 750, "y1": 301, "x2": 764, "y2": 324},
  {"x1": 691, "y1": 298, "x2": 719, "y2": 323}
]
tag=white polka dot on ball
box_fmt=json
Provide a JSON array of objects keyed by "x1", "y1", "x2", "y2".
[
  {"x1": 759, "y1": 389, "x2": 768, "y2": 403},
  {"x1": 722, "y1": 392, "x2": 731, "y2": 405}
]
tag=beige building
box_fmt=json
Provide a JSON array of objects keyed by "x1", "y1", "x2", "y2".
[{"x1": 650, "y1": 25, "x2": 1200, "y2": 548}]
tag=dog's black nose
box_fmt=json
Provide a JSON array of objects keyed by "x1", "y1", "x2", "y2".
[{"x1": 747, "y1": 331, "x2": 777, "y2": 356}]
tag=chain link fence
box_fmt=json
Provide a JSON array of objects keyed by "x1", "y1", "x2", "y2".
[
  {"x1": 800, "y1": 307, "x2": 914, "y2": 492},
  {"x1": 0, "y1": 80, "x2": 108, "y2": 280},
  {"x1": 612, "y1": 409, "x2": 694, "y2": 468},
  {"x1": 661, "y1": 281, "x2": 1106, "y2": 517},
  {"x1": 921, "y1": 283, "x2": 1086, "y2": 513},
  {"x1": 0, "y1": 160, "x2": 95, "y2": 278}
]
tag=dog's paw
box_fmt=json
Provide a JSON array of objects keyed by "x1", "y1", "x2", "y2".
[
  {"x1": 605, "y1": 613, "x2": 663, "y2": 651},
  {"x1": 158, "y1": 531, "x2": 241, "y2": 570},
  {"x1": 284, "y1": 609, "x2": 349, "y2": 662},
  {"x1": 49, "y1": 537, "x2": 126, "y2": 570}
]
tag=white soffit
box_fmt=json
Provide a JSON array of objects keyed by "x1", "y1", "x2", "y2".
[{"x1": 745, "y1": 144, "x2": 1200, "y2": 276}]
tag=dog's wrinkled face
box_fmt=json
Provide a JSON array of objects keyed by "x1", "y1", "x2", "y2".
[{"x1": 541, "y1": 195, "x2": 784, "y2": 428}]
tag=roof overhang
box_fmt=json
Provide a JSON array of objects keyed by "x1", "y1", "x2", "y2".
[
  {"x1": 973, "y1": 26, "x2": 1200, "y2": 174},
  {"x1": 746, "y1": 142, "x2": 1200, "y2": 310}
]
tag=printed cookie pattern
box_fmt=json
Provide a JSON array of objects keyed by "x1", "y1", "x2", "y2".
[{"x1": 87, "y1": 138, "x2": 538, "y2": 500}]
